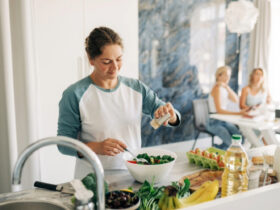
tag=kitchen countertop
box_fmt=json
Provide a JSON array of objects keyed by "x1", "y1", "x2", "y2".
[
  {"x1": 0, "y1": 141, "x2": 196, "y2": 209},
  {"x1": 3, "y1": 140, "x2": 279, "y2": 210}
]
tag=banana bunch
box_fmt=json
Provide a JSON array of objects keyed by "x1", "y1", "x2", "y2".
[
  {"x1": 158, "y1": 186, "x2": 179, "y2": 210},
  {"x1": 158, "y1": 180, "x2": 219, "y2": 209}
]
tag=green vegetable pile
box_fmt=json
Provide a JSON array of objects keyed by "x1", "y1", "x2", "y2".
[
  {"x1": 81, "y1": 173, "x2": 109, "y2": 210},
  {"x1": 135, "y1": 153, "x2": 175, "y2": 164},
  {"x1": 135, "y1": 178, "x2": 190, "y2": 210},
  {"x1": 75, "y1": 173, "x2": 190, "y2": 210}
]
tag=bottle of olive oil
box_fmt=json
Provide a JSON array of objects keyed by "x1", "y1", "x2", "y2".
[{"x1": 222, "y1": 134, "x2": 248, "y2": 197}]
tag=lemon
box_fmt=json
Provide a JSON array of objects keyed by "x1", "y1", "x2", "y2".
[{"x1": 120, "y1": 189, "x2": 133, "y2": 193}]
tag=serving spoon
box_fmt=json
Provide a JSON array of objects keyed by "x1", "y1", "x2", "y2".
[{"x1": 124, "y1": 148, "x2": 149, "y2": 164}]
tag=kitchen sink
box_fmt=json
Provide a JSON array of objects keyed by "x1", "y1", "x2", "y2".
[{"x1": 0, "y1": 200, "x2": 68, "y2": 210}]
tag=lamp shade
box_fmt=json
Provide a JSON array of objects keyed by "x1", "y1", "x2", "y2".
[{"x1": 225, "y1": 0, "x2": 259, "y2": 34}]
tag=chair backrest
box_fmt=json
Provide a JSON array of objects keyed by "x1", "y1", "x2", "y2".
[{"x1": 192, "y1": 99, "x2": 210, "y2": 130}]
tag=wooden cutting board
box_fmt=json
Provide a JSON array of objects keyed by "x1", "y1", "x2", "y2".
[{"x1": 179, "y1": 169, "x2": 223, "y2": 191}]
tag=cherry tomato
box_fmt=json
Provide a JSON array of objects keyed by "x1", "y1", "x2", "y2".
[{"x1": 127, "y1": 160, "x2": 137, "y2": 164}]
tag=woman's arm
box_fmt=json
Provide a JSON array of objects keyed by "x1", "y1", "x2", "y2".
[
  {"x1": 212, "y1": 84, "x2": 245, "y2": 115},
  {"x1": 266, "y1": 91, "x2": 272, "y2": 104},
  {"x1": 224, "y1": 84, "x2": 239, "y2": 103},
  {"x1": 240, "y1": 87, "x2": 250, "y2": 109}
]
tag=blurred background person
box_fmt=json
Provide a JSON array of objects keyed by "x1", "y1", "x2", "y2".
[
  {"x1": 207, "y1": 66, "x2": 248, "y2": 149},
  {"x1": 240, "y1": 67, "x2": 271, "y2": 145},
  {"x1": 240, "y1": 67, "x2": 271, "y2": 110}
]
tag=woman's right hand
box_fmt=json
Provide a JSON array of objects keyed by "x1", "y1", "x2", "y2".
[
  {"x1": 86, "y1": 138, "x2": 127, "y2": 156},
  {"x1": 240, "y1": 107, "x2": 251, "y2": 116}
]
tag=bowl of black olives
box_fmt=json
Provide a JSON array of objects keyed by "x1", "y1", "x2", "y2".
[{"x1": 105, "y1": 190, "x2": 140, "y2": 210}]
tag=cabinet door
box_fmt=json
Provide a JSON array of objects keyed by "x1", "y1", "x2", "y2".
[{"x1": 84, "y1": 0, "x2": 139, "y2": 79}]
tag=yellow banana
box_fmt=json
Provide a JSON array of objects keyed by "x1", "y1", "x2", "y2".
[
  {"x1": 173, "y1": 196, "x2": 184, "y2": 209},
  {"x1": 158, "y1": 194, "x2": 166, "y2": 209},
  {"x1": 190, "y1": 180, "x2": 219, "y2": 204},
  {"x1": 182, "y1": 181, "x2": 211, "y2": 203},
  {"x1": 159, "y1": 181, "x2": 219, "y2": 209},
  {"x1": 161, "y1": 196, "x2": 169, "y2": 210},
  {"x1": 167, "y1": 197, "x2": 175, "y2": 209},
  {"x1": 173, "y1": 180, "x2": 219, "y2": 209}
]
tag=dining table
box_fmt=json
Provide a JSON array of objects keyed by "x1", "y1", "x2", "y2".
[{"x1": 210, "y1": 113, "x2": 280, "y2": 147}]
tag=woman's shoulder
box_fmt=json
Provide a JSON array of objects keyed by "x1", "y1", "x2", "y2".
[
  {"x1": 242, "y1": 86, "x2": 250, "y2": 90},
  {"x1": 211, "y1": 83, "x2": 221, "y2": 94},
  {"x1": 62, "y1": 76, "x2": 92, "y2": 98},
  {"x1": 119, "y1": 75, "x2": 139, "y2": 84},
  {"x1": 119, "y1": 76, "x2": 148, "y2": 91},
  {"x1": 241, "y1": 86, "x2": 250, "y2": 93},
  {"x1": 119, "y1": 76, "x2": 158, "y2": 98}
]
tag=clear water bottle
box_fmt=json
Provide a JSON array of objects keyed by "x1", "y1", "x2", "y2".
[{"x1": 221, "y1": 134, "x2": 249, "y2": 197}]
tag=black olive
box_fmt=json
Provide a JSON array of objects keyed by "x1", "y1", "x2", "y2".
[
  {"x1": 119, "y1": 191, "x2": 126, "y2": 197},
  {"x1": 113, "y1": 200, "x2": 121, "y2": 208},
  {"x1": 120, "y1": 195, "x2": 127, "y2": 202}
]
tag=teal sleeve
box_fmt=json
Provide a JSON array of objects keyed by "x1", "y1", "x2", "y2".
[
  {"x1": 120, "y1": 76, "x2": 181, "y2": 126},
  {"x1": 57, "y1": 89, "x2": 81, "y2": 157},
  {"x1": 139, "y1": 80, "x2": 165, "y2": 117}
]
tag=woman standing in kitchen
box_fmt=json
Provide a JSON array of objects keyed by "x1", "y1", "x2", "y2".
[
  {"x1": 207, "y1": 66, "x2": 248, "y2": 150},
  {"x1": 57, "y1": 26, "x2": 180, "y2": 178}
]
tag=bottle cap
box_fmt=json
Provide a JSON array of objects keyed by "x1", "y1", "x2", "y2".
[{"x1": 232, "y1": 134, "x2": 242, "y2": 140}]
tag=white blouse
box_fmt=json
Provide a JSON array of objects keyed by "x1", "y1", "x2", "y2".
[
  {"x1": 246, "y1": 90, "x2": 267, "y2": 107},
  {"x1": 208, "y1": 86, "x2": 231, "y2": 113}
]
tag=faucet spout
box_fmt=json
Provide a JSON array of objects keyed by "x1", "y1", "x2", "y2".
[{"x1": 12, "y1": 136, "x2": 105, "y2": 210}]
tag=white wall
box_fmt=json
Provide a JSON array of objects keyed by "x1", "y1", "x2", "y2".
[
  {"x1": 0, "y1": 0, "x2": 14, "y2": 193},
  {"x1": 32, "y1": 0, "x2": 139, "y2": 184}
]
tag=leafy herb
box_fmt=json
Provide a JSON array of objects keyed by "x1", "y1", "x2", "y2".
[
  {"x1": 82, "y1": 173, "x2": 109, "y2": 210},
  {"x1": 171, "y1": 178, "x2": 190, "y2": 198},
  {"x1": 136, "y1": 180, "x2": 164, "y2": 210}
]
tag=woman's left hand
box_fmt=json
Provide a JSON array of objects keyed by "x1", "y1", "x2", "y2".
[{"x1": 154, "y1": 102, "x2": 177, "y2": 126}]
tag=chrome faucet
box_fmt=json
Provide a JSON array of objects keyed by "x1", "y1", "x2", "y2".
[{"x1": 12, "y1": 136, "x2": 105, "y2": 210}]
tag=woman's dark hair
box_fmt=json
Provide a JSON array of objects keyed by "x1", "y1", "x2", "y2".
[{"x1": 85, "y1": 27, "x2": 123, "y2": 59}]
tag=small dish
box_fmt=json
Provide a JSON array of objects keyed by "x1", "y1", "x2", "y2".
[{"x1": 105, "y1": 190, "x2": 140, "y2": 210}]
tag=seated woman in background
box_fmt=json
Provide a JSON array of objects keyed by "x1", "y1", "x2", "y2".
[
  {"x1": 207, "y1": 66, "x2": 248, "y2": 149},
  {"x1": 240, "y1": 67, "x2": 271, "y2": 110},
  {"x1": 240, "y1": 67, "x2": 271, "y2": 145}
]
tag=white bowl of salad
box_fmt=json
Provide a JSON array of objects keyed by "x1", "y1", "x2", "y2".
[{"x1": 124, "y1": 148, "x2": 177, "y2": 184}]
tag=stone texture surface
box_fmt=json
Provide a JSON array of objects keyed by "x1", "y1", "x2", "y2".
[{"x1": 139, "y1": 0, "x2": 250, "y2": 146}]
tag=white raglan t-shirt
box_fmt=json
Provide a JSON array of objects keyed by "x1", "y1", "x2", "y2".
[{"x1": 57, "y1": 75, "x2": 180, "y2": 178}]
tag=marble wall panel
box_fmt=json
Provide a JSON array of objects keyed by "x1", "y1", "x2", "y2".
[{"x1": 139, "y1": 0, "x2": 250, "y2": 147}]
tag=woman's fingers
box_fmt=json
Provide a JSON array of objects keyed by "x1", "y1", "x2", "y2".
[
  {"x1": 101, "y1": 138, "x2": 127, "y2": 156},
  {"x1": 165, "y1": 102, "x2": 177, "y2": 124},
  {"x1": 154, "y1": 102, "x2": 177, "y2": 126},
  {"x1": 114, "y1": 139, "x2": 127, "y2": 151}
]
